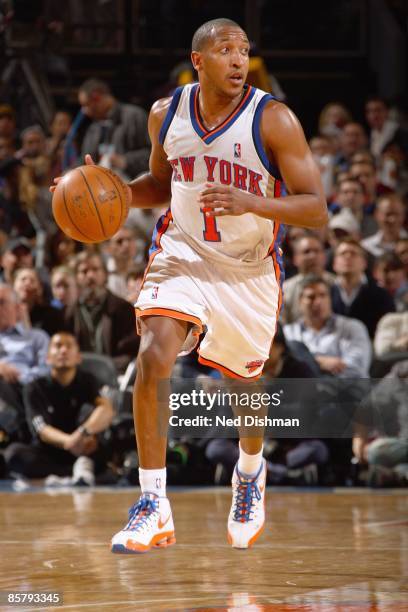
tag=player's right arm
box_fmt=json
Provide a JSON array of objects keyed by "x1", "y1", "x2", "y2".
[{"x1": 50, "y1": 98, "x2": 173, "y2": 208}]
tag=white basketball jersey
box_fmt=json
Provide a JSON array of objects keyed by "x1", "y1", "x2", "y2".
[{"x1": 155, "y1": 83, "x2": 285, "y2": 267}]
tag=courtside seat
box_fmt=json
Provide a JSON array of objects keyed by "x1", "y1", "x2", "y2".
[{"x1": 80, "y1": 352, "x2": 119, "y2": 389}]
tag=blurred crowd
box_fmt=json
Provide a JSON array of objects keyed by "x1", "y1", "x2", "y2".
[{"x1": 0, "y1": 78, "x2": 407, "y2": 489}]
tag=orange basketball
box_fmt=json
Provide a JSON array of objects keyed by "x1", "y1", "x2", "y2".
[{"x1": 52, "y1": 165, "x2": 130, "y2": 243}]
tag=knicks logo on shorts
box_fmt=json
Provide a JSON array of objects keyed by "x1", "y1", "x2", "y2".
[
  {"x1": 151, "y1": 286, "x2": 159, "y2": 299},
  {"x1": 245, "y1": 359, "x2": 264, "y2": 373},
  {"x1": 234, "y1": 143, "x2": 241, "y2": 158}
]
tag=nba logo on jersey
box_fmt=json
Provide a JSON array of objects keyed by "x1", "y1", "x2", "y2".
[
  {"x1": 151, "y1": 286, "x2": 159, "y2": 299},
  {"x1": 234, "y1": 143, "x2": 241, "y2": 158}
]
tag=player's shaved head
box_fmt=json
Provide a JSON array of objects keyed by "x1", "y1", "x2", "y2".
[{"x1": 192, "y1": 18, "x2": 245, "y2": 52}]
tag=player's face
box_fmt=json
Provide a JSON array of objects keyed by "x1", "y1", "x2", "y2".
[
  {"x1": 193, "y1": 27, "x2": 250, "y2": 97},
  {"x1": 47, "y1": 333, "x2": 81, "y2": 369}
]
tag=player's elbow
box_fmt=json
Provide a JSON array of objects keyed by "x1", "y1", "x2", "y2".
[{"x1": 309, "y1": 197, "x2": 329, "y2": 228}]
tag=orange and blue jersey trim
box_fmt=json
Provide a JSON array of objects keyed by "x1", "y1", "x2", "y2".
[
  {"x1": 268, "y1": 180, "x2": 286, "y2": 317},
  {"x1": 190, "y1": 83, "x2": 256, "y2": 144},
  {"x1": 252, "y1": 93, "x2": 282, "y2": 181},
  {"x1": 252, "y1": 90, "x2": 286, "y2": 305},
  {"x1": 138, "y1": 208, "x2": 172, "y2": 296},
  {"x1": 158, "y1": 86, "x2": 184, "y2": 145},
  {"x1": 149, "y1": 207, "x2": 172, "y2": 257},
  {"x1": 198, "y1": 354, "x2": 263, "y2": 381}
]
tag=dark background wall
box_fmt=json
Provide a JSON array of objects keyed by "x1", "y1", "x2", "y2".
[{"x1": 0, "y1": 0, "x2": 407, "y2": 133}]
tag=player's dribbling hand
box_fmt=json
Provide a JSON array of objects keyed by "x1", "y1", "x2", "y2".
[
  {"x1": 49, "y1": 154, "x2": 96, "y2": 193},
  {"x1": 198, "y1": 183, "x2": 256, "y2": 217}
]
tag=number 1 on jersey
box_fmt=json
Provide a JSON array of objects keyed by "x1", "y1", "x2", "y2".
[{"x1": 202, "y1": 208, "x2": 221, "y2": 242}]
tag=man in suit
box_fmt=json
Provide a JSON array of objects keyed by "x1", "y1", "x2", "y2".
[
  {"x1": 65, "y1": 252, "x2": 139, "y2": 373},
  {"x1": 78, "y1": 78, "x2": 150, "y2": 180}
]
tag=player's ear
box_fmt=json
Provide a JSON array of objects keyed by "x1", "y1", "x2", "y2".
[{"x1": 191, "y1": 51, "x2": 202, "y2": 72}]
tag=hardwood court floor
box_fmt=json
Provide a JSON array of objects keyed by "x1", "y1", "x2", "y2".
[{"x1": 0, "y1": 487, "x2": 407, "y2": 611}]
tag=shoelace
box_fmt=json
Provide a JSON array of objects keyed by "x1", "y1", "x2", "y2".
[
  {"x1": 233, "y1": 477, "x2": 262, "y2": 523},
  {"x1": 125, "y1": 495, "x2": 158, "y2": 531}
]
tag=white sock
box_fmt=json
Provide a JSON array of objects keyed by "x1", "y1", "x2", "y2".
[
  {"x1": 139, "y1": 467, "x2": 167, "y2": 498},
  {"x1": 237, "y1": 444, "x2": 263, "y2": 478}
]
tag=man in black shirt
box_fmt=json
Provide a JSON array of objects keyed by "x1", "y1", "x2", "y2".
[
  {"x1": 4, "y1": 332, "x2": 114, "y2": 484},
  {"x1": 331, "y1": 237, "x2": 395, "y2": 338}
]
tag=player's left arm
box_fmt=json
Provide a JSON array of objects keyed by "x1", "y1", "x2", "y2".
[{"x1": 198, "y1": 102, "x2": 328, "y2": 228}]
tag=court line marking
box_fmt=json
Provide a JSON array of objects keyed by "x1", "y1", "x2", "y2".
[{"x1": 364, "y1": 519, "x2": 408, "y2": 528}]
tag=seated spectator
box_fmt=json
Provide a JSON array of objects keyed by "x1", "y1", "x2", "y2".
[
  {"x1": 281, "y1": 226, "x2": 308, "y2": 280},
  {"x1": 17, "y1": 125, "x2": 47, "y2": 162},
  {"x1": 0, "y1": 157, "x2": 35, "y2": 238},
  {"x1": 373, "y1": 253, "x2": 408, "y2": 312},
  {"x1": 361, "y1": 193, "x2": 407, "y2": 258},
  {"x1": 350, "y1": 151, "x2": 377, "y2": 167},
  {"x1": 125, "y1": 263, "x2": 146, "y2": 305},
  {"x1": 395, "y1": 237, "x2": 408, "y2": 275},
  {"x1": 309, "y1": 134, "x2": 335, "y2": 199},
  {"x1": 335, "y1": 122, "x2": 368, "y2": 172},
  {"x1": 65, "y1": 251, "x2": 139, "y2": 372},
  {"x1": 282, "y1": 234, "x2": 334, "y2": 323},
  {"x1": 365, "y1": 96, "x2": 408, "y2": 162},
  {"x1": 0, "y1": 283, "x2": 49, "y2": 427},
  {"x1": 4, "y1": 332, "x2": 114, "y2": 484},
  {"x1": 0, "y1": 238, "x2": 33, "y2": 284},
  {"x1": 17, "y1": 126, "x2": 54, "y2": 233},
  {"x1": 349, "y1": 160, "x2": 379, "y2": 214},
  {"x1": 45, "y1": 228, "x2": 82, "y2": 270},
  {"x1": 331, "y1": 177, "x2": 377, "y2": 238},
  {"x1": 51, "y1": 266, "x2": 78, "y2": 314},
  {"x1": 331, "y1": 238, "x2": 395, "y2": 338},
  {"x1": 46, "y1": 110, "x2": 76, "y2": 177},
  {"x1": 105, "y1": 226, "x2": 139, "y2": 299},
  {"x1": 0, "y1": 104, "x2": 17, "y2": 147},
  {"x1": 13, "y1": 267, "x2": 65, "y2": 336},
  {"x1": 374, "y1": 312, "x2": 408, "y2": 356},
  {"x1": 318, "y1": 102, "x2": 352, "y2": 139},
  {"x1": 0, "y1": 136, "x2": 15, "y2": 162},
  {"x1": 78, "y1": 78, "x2": 150, "y2": 180},
  {"x1": 328, "y1": 208, "x2": 361, "y2": 249},
  {"x1": 263, "y1": 323, "x2": 317, "y2": 379},
  {"x1": 284, "y1": 275, "x2": 371, "y2": 377},
  {"x1": 352, "y1": 360, "x2": 408, "y2": 487}
]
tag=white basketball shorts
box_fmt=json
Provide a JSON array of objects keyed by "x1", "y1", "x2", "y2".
[{"x1": 135, "y1": 230, "x2": 282, "y2": 379}]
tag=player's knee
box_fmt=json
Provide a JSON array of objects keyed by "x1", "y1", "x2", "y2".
[{"x1": 136, "y1": 342, "x2": 175, "y2": 379}]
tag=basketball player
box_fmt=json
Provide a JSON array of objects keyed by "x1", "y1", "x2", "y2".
[{"x1": 53, "y1": 18, "x2": 327, "y2": 553}]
